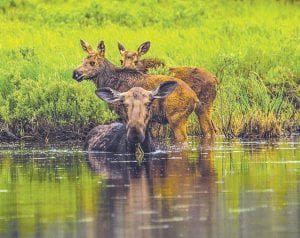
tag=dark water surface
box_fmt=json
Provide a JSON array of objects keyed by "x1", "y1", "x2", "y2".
[{"x1": 0, "y1": 137, "x2": 299, "y2": 238}]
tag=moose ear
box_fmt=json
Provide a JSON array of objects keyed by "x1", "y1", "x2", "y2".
[
  {"x1": 118, "y1": 42, "x2": 126, "y2": 55},
  {"x1": 80, "y1": 39, "x2": 95, "y2": 54},
  {"x1": 137, "y1": 41, "x2": 150, "y2": 56},
  {"x1": 97, "y1": 40, "x2": 105, "y2": 57},
  {"x1": 152, "y1": 81, "x2": 177, "y2": 99},
  {"x1": 95, "y1": 87, "x2": 122, "y2": 103}
]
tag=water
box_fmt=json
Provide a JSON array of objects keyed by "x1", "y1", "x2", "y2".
[{"x1": 0, "y1": 137, "x2": 299, "y2": 238}]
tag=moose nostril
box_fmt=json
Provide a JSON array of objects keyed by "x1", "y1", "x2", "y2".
[
  {"x1": 72, "y1": 71, "x2": 77, "y2": 79},
  {"x1": 130, "y1": 135, "x2": 139, "y2": 143},
  {"x1": 72, "y1": 70, "x2": 82, "y2": 80}
]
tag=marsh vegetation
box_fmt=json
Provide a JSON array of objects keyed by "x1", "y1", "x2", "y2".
[{"x1": 0, "y1": 0, "x2": 299, "y2": 140}]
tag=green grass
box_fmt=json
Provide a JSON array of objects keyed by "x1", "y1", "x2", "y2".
[{"x1": 0, "y1": 0, "x2": 299, "y2": 140}]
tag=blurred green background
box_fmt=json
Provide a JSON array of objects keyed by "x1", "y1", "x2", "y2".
[{"x1": 0, "y1": 0, "x2": 299, "y2": 140}]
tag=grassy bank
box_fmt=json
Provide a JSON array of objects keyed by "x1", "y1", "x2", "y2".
[{"x1": 0, "y1": 0, "x2": 299, "y2": 140}]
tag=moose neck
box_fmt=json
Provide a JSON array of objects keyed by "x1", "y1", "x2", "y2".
[{"x1": 93, "y1": 58, "x2": 145, "y2": 92}]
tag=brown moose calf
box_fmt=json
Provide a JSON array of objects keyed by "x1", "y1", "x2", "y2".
[{"x1": 118, "y1": 41, "x2": 219, "y2": 138}]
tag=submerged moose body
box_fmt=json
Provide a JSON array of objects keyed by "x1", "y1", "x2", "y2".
[
  {"x1": 85, "y1": 82, "x2": 177, "y2": 153},
  {"x1": 118, "y1": 41, "x2": 219, "y2": 137},
  {"x1": 73, "y1": 40, "x2": 199, "y2": 143},
  {"x1": 86, "y1": 123, "x2": 136, "y2": 152}
]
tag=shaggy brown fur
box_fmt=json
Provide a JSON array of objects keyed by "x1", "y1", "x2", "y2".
[
  {"x1": 73, "y1": 40, "x2": 199, "y2": 143},
  {"x1": 118, "y1": 41, "x2": 219, "y2": 137},
  {"x1": 169, "y1": 67, "x2": 219, "y2": 137}
]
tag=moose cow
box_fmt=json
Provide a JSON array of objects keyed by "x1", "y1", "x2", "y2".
[{"x1": 86, "y1": 82, "x2": 177, "y2": 153}]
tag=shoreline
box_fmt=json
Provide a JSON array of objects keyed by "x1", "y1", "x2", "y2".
[{"x1": 1, "y1": 131, "x2": 299, "y2": 144}]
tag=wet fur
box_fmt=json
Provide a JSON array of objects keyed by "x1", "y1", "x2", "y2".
[{"x1": 85, "y1": 122, "x2": 154, "y2": 153}]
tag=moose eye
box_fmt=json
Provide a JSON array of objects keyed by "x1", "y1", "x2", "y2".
[{"x1": 90, "y1": 61, "x2": 96, "y2": 66}]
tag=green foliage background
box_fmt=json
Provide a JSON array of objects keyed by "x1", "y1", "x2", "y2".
[{"x1": 0, "y1": 0, "x2": 299, "y2": 140}]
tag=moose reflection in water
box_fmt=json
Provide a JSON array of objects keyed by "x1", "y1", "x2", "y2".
[
  {"x1": 0, "y1": 138, "x2": 299, "y2": 238},
  {"x1": 86, "y1": 137, "x2": 216, "y2": 238},
  {"x1": 85, "y1": 81, "x2": 177, "y2": 153}
]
